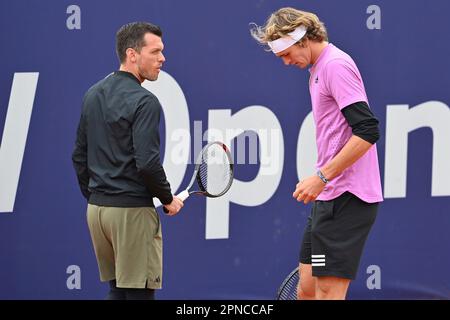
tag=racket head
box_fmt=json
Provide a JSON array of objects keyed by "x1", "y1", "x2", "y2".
[
  {"x1": 276, "y1": 268, "x2": 299, "y2": 300},
  {"x1": 193, "y1": 141, "x2": 233, "y2": 197},
  {"x1": 163, "y1": 142, "x2": 233, "y2": 214}
]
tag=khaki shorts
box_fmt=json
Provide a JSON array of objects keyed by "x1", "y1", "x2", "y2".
[{"x1": 87, "y1": 204, "x2": 163, "y2": 289}]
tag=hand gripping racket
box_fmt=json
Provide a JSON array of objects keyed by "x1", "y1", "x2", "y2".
[{"x1": 163, "y1": 141, "x2": 234, "y2": 213}]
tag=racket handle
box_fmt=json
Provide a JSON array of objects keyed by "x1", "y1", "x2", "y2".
[
  {"x1": 177, "y1": 190, "x2": 190, "y2": 201},
  {"x1": 163, "y1": 190, "x2": 190, "y2": 214}
]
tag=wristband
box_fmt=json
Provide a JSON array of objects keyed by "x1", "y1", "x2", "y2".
[{"x1": 317, "y1": 169, "x2": 329, "y2": 184}]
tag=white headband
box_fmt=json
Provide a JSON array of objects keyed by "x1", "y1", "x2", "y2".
[{"x1": 267, "y1": 26, "x2": 307, "y2": 54}]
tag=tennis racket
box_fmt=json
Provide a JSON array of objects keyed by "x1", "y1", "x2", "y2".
[
  {"x1": 163, "y1": 141, "x2": 233, "y2": 213},
  {"x1": 276, "y1": 268, "x2": 299, "y2": 300}
]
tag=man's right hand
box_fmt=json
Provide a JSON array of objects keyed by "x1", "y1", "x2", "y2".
[{"x1": 164, "y1": 196, "x2": 184, "y2": 216}]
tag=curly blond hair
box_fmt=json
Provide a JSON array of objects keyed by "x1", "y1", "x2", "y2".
[{"x1": 250, "y1": 7, "x2": 328, "y2": 48}]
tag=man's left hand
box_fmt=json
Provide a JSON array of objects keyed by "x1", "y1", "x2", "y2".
[{"x1": 293, "y1": 175, "x2": 326, "y2": 204}]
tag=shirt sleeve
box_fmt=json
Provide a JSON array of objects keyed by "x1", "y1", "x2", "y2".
[
  {"x1": 341, "y1": 101, "x2": 380, "y2": 144},
  {"x1": 324, "y1": 59, "x2": 368, "y2": 110},
  {"x1": 132, "y1": 95, "x2": 173, "y2": 205},
  {"x1": 72, "y1": 110, "x2": 91, "y2": 200}
]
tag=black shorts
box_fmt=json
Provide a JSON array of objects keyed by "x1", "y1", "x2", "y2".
[{"x1": 299, "y1": 192, "x2": 378, "y2": 280}]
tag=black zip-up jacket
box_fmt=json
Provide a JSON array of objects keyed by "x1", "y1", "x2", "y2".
[{"x1": 72, "y1": 71, "x2": 173, "y2": 207}]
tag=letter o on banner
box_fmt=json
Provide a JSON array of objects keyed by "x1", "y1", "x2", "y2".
[{"x1": 142, "y1": 71, "x2": 191, "y2": 207}]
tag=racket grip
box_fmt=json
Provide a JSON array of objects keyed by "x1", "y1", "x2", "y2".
[
  {"x1": 177, "y1": 190, "x2": 190, "y2": 201},
  {"x1": 163, "y1": 190, "x2": 190, "y2": 214}
]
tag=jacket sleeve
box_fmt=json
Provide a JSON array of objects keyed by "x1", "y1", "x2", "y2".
[
  {"x1": 72, "y1": 111, "x2": 91, "y2": 200},
  {"x1": 132, "y1": 96, "x2": 173, "y2": 205}
]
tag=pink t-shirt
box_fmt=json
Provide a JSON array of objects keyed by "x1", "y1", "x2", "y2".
[{"x1": 309, "y1": 43, "x2": 383, "y2": 203}]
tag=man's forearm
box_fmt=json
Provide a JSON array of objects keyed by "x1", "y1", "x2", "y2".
[
  {"x1": 139, "y1": 163, "x2": 173, "y2": 205},
  {"x1": 320, "y1": 135, "x2": 374, "y2": 181}
]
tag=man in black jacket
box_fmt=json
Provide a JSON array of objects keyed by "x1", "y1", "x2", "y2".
[{"x1": 72, "y1": 22, "x2": 183, "y2": 300}]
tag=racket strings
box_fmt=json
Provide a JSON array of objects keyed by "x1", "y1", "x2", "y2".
[
  {"x1": 197, "y1": 144, "x2": 233, "y2": 196},
  {"x1": 277, "y1": 269, "x2": 299, "y2": 300}
]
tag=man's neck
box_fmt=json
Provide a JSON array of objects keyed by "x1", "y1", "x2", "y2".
[
  {"x1": 310, "y1": 41, "x2": 329, "y2": 65},
  {"x1": 119, "y1": 65, "x2": 143, "y2": 83}
]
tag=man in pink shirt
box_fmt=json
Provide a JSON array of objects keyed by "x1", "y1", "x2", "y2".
[{"x1": 251, "y1": 8, "x2": 383, "y2": 299}]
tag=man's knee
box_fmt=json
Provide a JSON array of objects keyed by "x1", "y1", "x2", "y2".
[
  {"x1": 297, "y1": 283, "x2": 315, "y2": 300},
  {"x1": 316, "y1": 276, "x2": 350, "y2": 300}
]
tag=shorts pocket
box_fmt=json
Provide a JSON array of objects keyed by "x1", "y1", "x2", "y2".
[
  {"x1": 313, "y1": 200, "x2": 335, "y2": 221},
  {"x1": 155, "y1": 212, "x2": 162, "y2": 240}
]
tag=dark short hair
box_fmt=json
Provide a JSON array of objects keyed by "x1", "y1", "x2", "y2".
[{"x1": 115, "y1": 22, "x2": 162, "y2": 63}]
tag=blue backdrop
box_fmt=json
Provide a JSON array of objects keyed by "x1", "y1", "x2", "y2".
[{"x1": 1, "y1": 0, "x2": 449, "y2": 299}]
